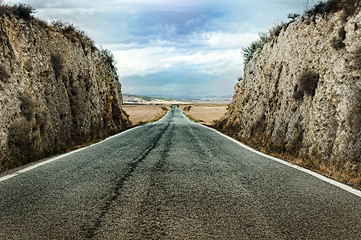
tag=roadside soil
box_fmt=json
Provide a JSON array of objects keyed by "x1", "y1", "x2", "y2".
[
  {"x1": 180, "y1": 103, "x2": 229, "y2": 125},
  {"x1": 123, "y1": 105, "x2": 170, "y2": 125}
]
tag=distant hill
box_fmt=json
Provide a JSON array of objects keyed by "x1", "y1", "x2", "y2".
[
  {"x1": 123, "y1": 94, "x2": 184, "y2": 104},
  {"x1": 123, "y1": 94, "x2": 232, "y2": 104}
]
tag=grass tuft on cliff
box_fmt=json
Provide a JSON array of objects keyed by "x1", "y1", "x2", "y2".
[
  {"x1": 0, "y1": 2, "x2": 127, "y2": 171},
  {"x1": 305, "y1": 0, "x2": 359, "y2": 20},
  {"x1": 0, "y1": 3, "x2": 35, "y2": 20},
  {"x1": 242, "y1": 24, "x2": 285, "y2": 65},
  {"x1": 242, "y1": 0, "x2": 361, "y2": 67},
  {"x1": 0, "y1": 2, "x2": 97, "y2": 52},
  {"x1": 51, "y1": 20, "x2": 96, "y2": 52},
  {"x1": 100, "y1": 47, "x2": 117, "y2": 71}
]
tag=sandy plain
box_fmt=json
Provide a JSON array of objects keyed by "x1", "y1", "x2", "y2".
[
  {"x1": 180, "y1": 104, "x2": 229, "y2": 125},
  {"x1": 123, "y1": 104, "x2": 229, "y2": 126},
  {"x1": 122, "y1": 105, "x2": 170, "y2": 125}
]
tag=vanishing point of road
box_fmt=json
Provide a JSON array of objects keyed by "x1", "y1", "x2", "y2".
[{"x1": 1, "y1": 106, "x2": 361, "y2": 239}]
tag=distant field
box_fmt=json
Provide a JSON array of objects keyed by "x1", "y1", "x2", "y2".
[
  {"x1": 180, "y1": 104, "x2": 228, "y2": 125},
  {"x1": 123, "y1": 103, "x2": 228, "y2": 126},
  {"x1": 123, "y1": 105, "x2": 170, "y2": 125}
]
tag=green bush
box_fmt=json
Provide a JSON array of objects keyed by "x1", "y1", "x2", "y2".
[
  {"x1": 242, "y1": 0, "x2": 360, "y2": 67},
  {"x1": 0, "y1": 64, "x2": 10, "y2": 82},
  {"x1": 12, "y1": 3, "x2": 35, "y2": 20},
  {"x1": 293, "y1": 90, "x2": 304, "y2": 101},
  {"x1": 51, "y1": 54, "x2": 63, "y2": 80},
  {"x1": 354, "y1": 47, "x2": 361, "y2": 69},
  {"x1": 19, "y1": 92, "x2": 36, "y2": 121},
  {"x1": 332, "y1": 27, "x2": 346, "y2": 49},
  {"x1": 8, "y1": 117, "x2": 31, "y2": 148},
  {"x1": 298, "y1": 71, "x2": 320, "y2": 96},
  {"x1": 305, "y1": 0, "x2": 359, "y2": 19},
  {"x1": 100, "y1": 47, "x2": 117, "y2": 71},
  {"x1": 288, "y1": 13, "x2": 300, "y2": 20},
  {"x1": 338, "y1": 26, "x2": 346, "y2": 40},
  {"x1": 0, "y1": 3, "x2": 35, "y2": 20},
  {"x1": 242, "y1": 24, "x2": 285, "y2": 65},
  {"x1": 7, "y1": 117, "x2": 35, "y2": 166},
  {"x1": 51, "y1": 20, "x2": 96, "y2": 51},
  {"x1": 332, "y1": 38, "x2": 346, "y2": 49}
]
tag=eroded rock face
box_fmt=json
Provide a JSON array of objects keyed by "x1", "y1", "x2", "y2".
[
  {"x1": 0, "y1": 14, "x2": 130, "y2": 169},
  {"x1": 218, "y1": 9, "x2": 361, "y2": 164}
]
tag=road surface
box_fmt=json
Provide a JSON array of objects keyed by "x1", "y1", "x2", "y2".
[{"x1": 1, "y1": 106, "x2": 361, "y2": 239}]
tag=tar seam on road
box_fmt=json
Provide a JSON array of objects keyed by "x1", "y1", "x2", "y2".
[
  {"x1": 83, "y1": 121, "x2": 172, "y2": 239},
  {"x1": 3, "y1": 107, "x2": 361, "y2": 198},
  {"x1": 0, "y1": 109, "x2": 175, "y2": 183},
  {"x1": 198, "y1": 123, "x2": 361, "y2": 198}
]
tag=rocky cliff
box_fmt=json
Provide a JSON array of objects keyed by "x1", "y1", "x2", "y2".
[
  {"x1": 0, "y1": 12, "x2": 130, "y2": 170},
  {"x1": 216, "y1": 1, "x2": 361, "y2": 186}
]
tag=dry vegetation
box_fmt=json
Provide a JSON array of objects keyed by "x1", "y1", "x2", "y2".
[
  {"x1": 214, "y1": 116, "x2": 361, "y2": 189},
  {"x1": 0, "y1": 2, "x2": 129, "y2": 171},
  {"x1": 0, "y1": 64, "x2": 10, "y2": 82},
  {"x1": 181, "y1": 104, "x2": 228, "y2": 125},
  {"x1": 243, "y1": 0, "x2": 361, "y2": 66},
  {"x1": 293, "y1": 70, "x2": 320, "y2": 100},
  {"x1": 122, "y1": 105, "x2": 170, "y2": 125}
]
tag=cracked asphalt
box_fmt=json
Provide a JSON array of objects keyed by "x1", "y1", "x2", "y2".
[{"x1": 1, "y1": 106, "x2": 361, "y2": 239}]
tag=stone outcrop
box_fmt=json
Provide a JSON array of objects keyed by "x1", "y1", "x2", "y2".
[
  {"x1": 217, "y1": 4, "x2": 361, "y2": 184},
  {"x1": 0, "y1": 13, "x2": 130, "y2": 169}
]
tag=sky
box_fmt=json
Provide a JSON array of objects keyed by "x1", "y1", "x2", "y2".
[{"x1": 7, "y1": 0, "x2": 315, "y2": 97}]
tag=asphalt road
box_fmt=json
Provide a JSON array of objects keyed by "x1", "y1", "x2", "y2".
[{"x1": 1, "y1": 106, "x2": 361, "y2": 239}]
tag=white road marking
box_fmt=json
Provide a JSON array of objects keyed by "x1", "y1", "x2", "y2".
[
  {"x1": 4, "y1": 108, "x2": 360, "y2": 199},
  {"x1": 0, "y1": 174, "x2": 18, "y2": 182},
  {"x1": 0, "y1": 126, "x2": 142, "y2": 181},
  {"x1": 202, "y1": 124, "x2": 361, "y2": 198}
]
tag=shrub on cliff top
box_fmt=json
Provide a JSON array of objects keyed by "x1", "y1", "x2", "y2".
[
  {"x1": 11, "y1": 3, "x2": 35, "y2": 20},
  {"x1": 100, "y1": 47, "x2": 117, "y2": 71},
  {"x1": 51, "y1": 20, "x2": 96, "y2": 51},
  {"x1": 242, "y1": 24, "x2": 285, "y2": 65},
  {"x1": 305, "y1": 0, "x2": 359, "y2": 18},
  {"x1": 242, "y1": 0, "x2": 360, "y2": 67},
  {"x1": 0, "y1": 3, "x2": 35, "y2": 20}
]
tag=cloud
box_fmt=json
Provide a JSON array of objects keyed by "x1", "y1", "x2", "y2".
[
  {"x1": 113, "y1": 47, "x2": 175, "y2": 77},
  {"x1": 190, "y1": 31, "x2": 259, "y2": 49},
  {"x1": 6, "y1": 0, "x2": 309, "y2": 97},
  {"x1": 109, "y1": 30, "x2": 255, "y2": 79},
  {"x1": 113, "y1": 45, "x2": 243, "y2": 96}
]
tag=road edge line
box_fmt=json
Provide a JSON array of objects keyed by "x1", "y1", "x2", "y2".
[
  {"x1": 1, "y1": 126, "x2": 142, "y2": 181},
  {"x1": 200, "y1": 124, "x2": 361, "y2": 198},
  {"x1": 0, "y1": 174, "x2": 18, "y2": 182}
]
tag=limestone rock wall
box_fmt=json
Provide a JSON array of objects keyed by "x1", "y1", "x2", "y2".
[
  {"x1": 0, "y1": 14, "x2": 130, "y2": 169},
  {"x1": 218, "y1": 8, "x2": 361, "y2": 165}
]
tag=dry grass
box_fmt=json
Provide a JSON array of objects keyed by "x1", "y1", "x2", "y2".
[
  {"x1": 51, "y1": 54, "x2": 63, "y2": 80},
  {"x1": 180, "y1": 104, "x2": 228, "y2": 125},
  {"x1": 353, "y1": 47, "x2": 361, "y2": 69},
  {"x1": 122, "y1": 105, "x2": 170, "y2": 125},
  {"x1": 298, "y1": 70, "x2": 319, "y2": 97},
  {"x1": 212, "y1": 126, "x2": 361, "y2": 190},
  {"x1": 0, "y1": 64, "x2": 10, "y2": 82}
]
